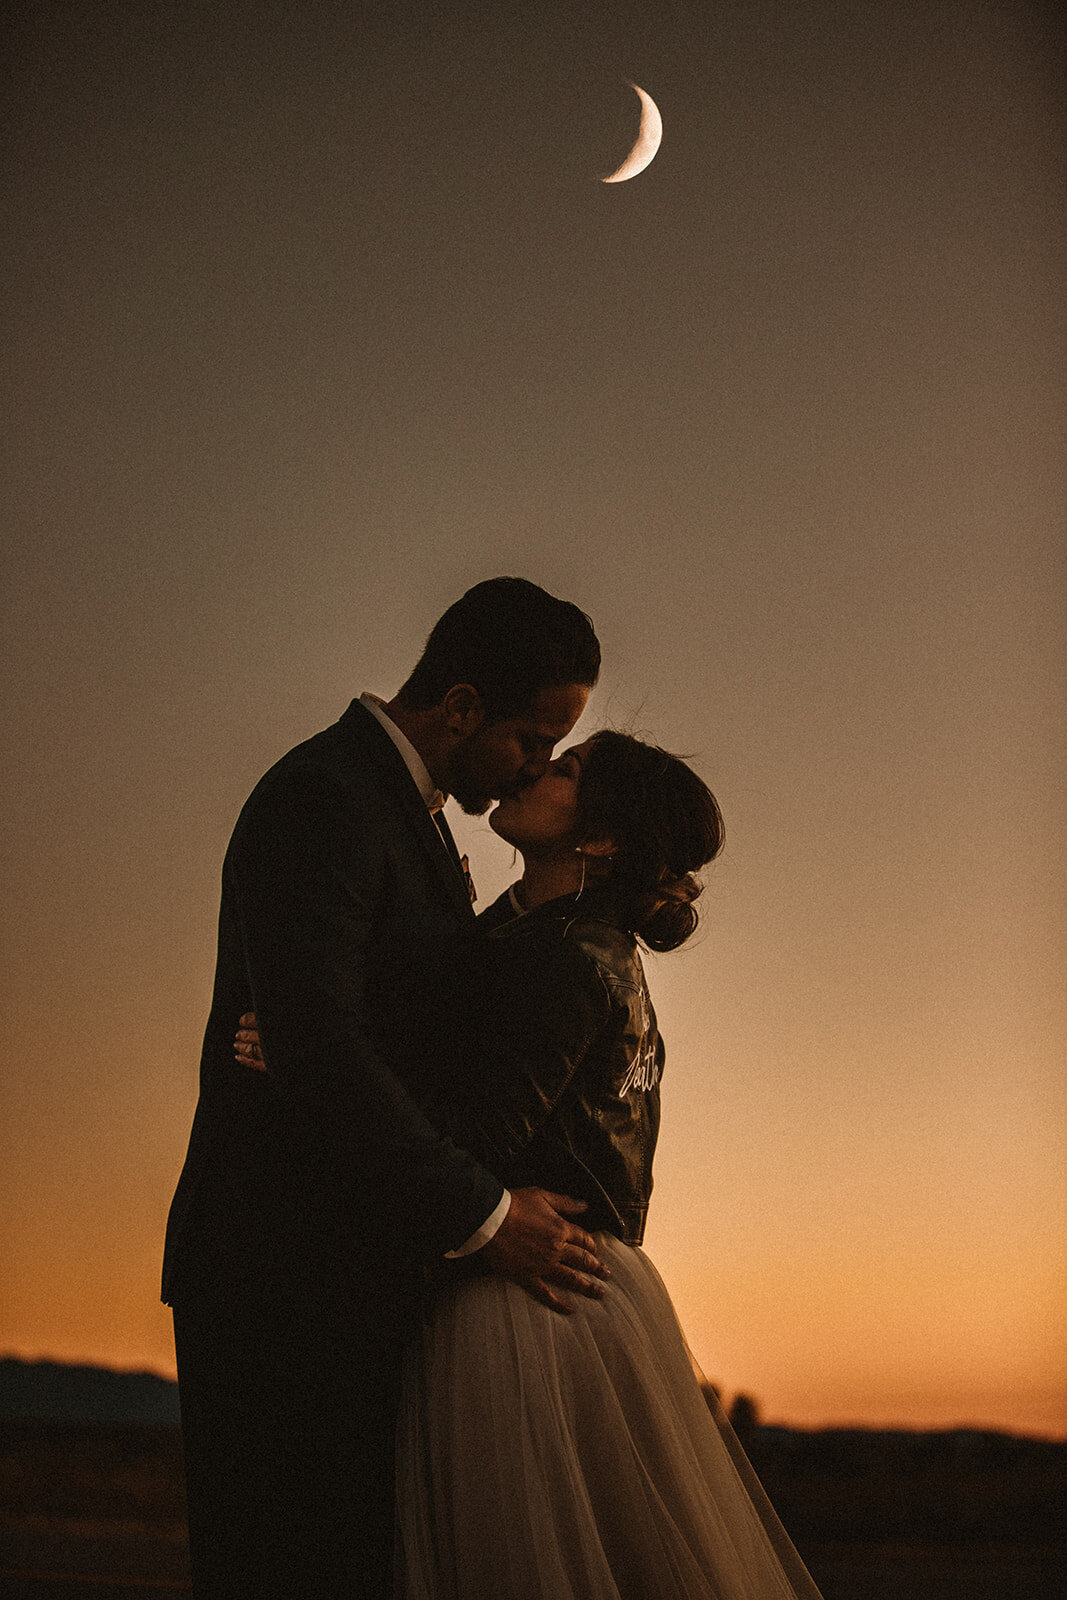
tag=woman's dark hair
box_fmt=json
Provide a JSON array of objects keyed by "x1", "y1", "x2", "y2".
[
  {"x1": 398, "y1": 577, "x2": 600, "y2": 720},
  {"x1": 575, "y1": 731, "x2": 725, "y2": 953}
]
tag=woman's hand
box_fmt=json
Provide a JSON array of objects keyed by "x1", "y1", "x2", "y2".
[{"x1": 234, "y1": 1013, "x2": 266, "y2": 1071}]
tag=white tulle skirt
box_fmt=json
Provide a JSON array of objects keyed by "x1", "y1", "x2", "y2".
[{"x1": 395, "y1": 1234, "x2": 823, "y2": 1600}]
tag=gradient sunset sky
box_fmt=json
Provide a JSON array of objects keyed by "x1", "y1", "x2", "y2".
[{"x1": 3, "y1": 0, "x2": 1064, "y2": 1435}]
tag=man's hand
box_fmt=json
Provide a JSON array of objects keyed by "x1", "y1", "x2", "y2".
[
  {"x1": 235, "y1": 1014, "x2": 266, "y2": 1070},
  {"x1": 236, "y1": 1020, "x2": 604, "y2": 1314},
  {"x1": 480, "y1": 1188, "x2": 609, "y2": 1315}
]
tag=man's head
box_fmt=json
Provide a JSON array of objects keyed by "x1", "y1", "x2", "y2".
[{"x1": 395, "y1": 578, "x2": 600, "y2": 814}]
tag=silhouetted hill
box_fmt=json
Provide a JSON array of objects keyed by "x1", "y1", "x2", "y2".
[
  {"x1": 1, "y1": 1372, "x2": 1064, "y2": 1598},
  {"x1": 747, "y1": 1422, "x2": 1065, "y2": 1546},
  {"x1": 0, "y1": 1359, "x2": 180, "y2": 1425}
]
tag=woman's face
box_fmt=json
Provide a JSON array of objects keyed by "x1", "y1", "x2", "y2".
[{"x1": 489, "y1": 738, "x2": 595, "y2": 856}]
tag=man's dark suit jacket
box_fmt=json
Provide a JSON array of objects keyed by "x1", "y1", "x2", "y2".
[
  {"x1": 163, "y1": 698, "x2": 503, "y2": 1305},
  {"x1": 161, "y1": 699, "x2": 504, "y2": 1598}
]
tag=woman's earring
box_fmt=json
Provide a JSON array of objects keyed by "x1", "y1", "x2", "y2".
[{"x1": 575, "y1": 848, "x2": 587, "y2": 900}]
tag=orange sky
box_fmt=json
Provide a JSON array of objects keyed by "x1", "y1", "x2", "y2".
[{"x1": 3, "y1": 0, "x2": 1064, "y2": 1435}]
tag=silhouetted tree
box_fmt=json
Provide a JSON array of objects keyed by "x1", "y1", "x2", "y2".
[{"x1": 728, "y1": 1392, "x2": 761, "y2": 1443}]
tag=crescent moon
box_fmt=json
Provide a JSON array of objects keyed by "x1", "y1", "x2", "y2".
[{"x1": 602, "y1": 83, "x2": 663, "y2": 184}]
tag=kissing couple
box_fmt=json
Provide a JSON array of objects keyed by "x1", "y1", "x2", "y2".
[{"x1": 163, "y1": 577, "x2": 823, "y2": 1599}]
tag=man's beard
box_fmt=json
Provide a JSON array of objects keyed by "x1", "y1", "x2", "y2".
[
  {"x1": 452, "y1": 785, "x2": 493, "y2": 817},
  {"x1": 444, "y1": 741, "x2": 495, "y2": 816}
]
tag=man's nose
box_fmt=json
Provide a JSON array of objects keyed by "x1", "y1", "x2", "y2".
[{"x1": 519, "y1": 753, "x2": 550, "y2": 783}]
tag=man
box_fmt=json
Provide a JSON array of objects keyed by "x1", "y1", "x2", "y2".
[{"x1": 162, "y1": 578, "x2": 604, "y2": 1598}]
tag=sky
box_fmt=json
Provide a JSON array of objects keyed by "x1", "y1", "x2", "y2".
[{"x1": 3, "y1": 0, "x2": 1064, "y2": 1435}]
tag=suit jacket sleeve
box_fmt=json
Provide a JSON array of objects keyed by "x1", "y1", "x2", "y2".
[{"x1": 229, "y1": 759, "x2": 505, "y2": 1259}]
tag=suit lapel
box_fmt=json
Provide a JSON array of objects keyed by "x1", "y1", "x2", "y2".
[
  {"x1": 392, "y1": 767, "x2": 476, "y2": 921},
  {"x1": 431, "y1": 807, "x2": 463, "y2": 874},
  {"x1": 337, "y1": 701, "x2": 476, "y2": 923},
  {"x1": 432, "y1": 807, "x2": 478, "y2": 907}
]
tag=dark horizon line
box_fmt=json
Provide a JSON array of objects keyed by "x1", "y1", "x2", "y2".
[{"x1": 3, "y1": 1354, "x2": 1063, "y2": 1445}]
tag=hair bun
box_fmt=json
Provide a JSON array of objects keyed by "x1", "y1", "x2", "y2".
[
  {"x1": 573, "y1": 729, "x2": 724, "y2": 953},
  {"x1": 634, "y1": 871, "x2": 703, "y2": 953}
]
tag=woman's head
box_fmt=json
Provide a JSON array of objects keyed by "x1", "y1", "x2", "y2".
[{"x1": 490, "y1": 730, "x2": 724, "y2": 951}]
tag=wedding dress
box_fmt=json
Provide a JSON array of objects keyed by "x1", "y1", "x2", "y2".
[
  {"x1": 396, "y1": 890, "x2": 824, "y2": 1598},
  {"x1": 395, "y1": 1233, "x2": 823, "y2": 1600}
]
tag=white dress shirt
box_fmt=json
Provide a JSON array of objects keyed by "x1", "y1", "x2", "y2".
[{"x1": 359, "y1": 694, "x2": 511, "y2": 1257}]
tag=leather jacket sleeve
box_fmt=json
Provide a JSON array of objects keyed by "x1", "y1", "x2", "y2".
[{"x1": 425, "y1": 933, "x2": 612, "y2": 1171}]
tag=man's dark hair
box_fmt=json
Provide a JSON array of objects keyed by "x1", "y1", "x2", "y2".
[{"x1": 398, "y1": 578, "x2": 600, "y2": 719}]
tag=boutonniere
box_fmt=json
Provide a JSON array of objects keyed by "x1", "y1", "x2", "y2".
[{"x1": 460, "y1": 854, "x2": 477, "y2": 904}]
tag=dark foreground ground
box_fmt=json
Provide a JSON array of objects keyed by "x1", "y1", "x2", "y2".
[{"x1": 1, "y1": 1416, "x2": 1064, "y2": 1598}]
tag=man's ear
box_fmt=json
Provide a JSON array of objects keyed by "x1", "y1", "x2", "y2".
[
  {"x1": 579, "y1": 836, "x2": 617, "y2": 859},
  {"x1": 440, "y1": 684, "x2": 485, "y2": 738}
]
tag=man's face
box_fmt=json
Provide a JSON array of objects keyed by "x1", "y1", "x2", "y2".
[{"x1": 445, "y1": 682, "x2": 589, "y2": 816}]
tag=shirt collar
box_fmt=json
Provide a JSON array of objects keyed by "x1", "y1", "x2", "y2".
[{"x1": 359, "y1": 693, "x2": 446, "y2": 812}]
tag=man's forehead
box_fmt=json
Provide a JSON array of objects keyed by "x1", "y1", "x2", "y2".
[{"x1": 521, "y1": 682, "x2": 589, "y2": 738}]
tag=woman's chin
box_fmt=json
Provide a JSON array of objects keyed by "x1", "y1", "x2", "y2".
[
  {"x1": 488, "y1": 807, "x2": 514, "y2": 845},
  {"x1": 492, "y1": 812, "x2": 524, "y2": 851}
]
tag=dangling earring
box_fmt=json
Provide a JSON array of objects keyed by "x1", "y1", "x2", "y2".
[{"x1": 575, "y1": 848, "x2": 587, "y2": 900}]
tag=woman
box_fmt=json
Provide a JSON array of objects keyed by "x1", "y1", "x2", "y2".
[{"x1": 238, "y1": 731, "x2": 823, "y2": 1600}]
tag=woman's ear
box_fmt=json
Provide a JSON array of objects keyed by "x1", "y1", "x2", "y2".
[{"x1": 579, "y1": 836, "x2": 617, "y2": 859}]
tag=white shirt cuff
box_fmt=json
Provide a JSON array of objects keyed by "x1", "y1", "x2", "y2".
[{"x1": 445, "y1": 1190, "x2": 512, "y2": 1257}]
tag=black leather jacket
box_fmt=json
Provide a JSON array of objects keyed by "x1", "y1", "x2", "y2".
[{"x1": 429, "y1": 888, "x2": 664, "y2": 1245}]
